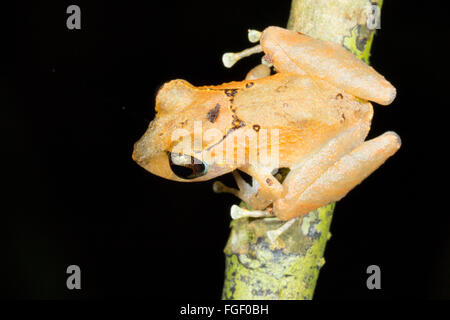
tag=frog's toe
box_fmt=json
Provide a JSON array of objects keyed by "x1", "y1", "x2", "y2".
[
  {"x1": 230, "y1": 205, "x2": 273, "y2": 220},
  {"x1": 213, "y1": 181, "x2": 239, "y2": 196}
]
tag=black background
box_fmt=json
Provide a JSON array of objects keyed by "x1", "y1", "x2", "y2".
[{"x1": 2, "y1": 1, "x2": 448, "y2": 300}]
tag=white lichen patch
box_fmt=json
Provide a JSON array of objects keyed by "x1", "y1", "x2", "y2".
[{"x1": 301, "y1": 211, "x2": 318, "y2": 236}]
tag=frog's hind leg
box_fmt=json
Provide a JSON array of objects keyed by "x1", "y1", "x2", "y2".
[
  {"x1": 259, "y1": 26, "x2": 396, "y2": 105},
  {"x1": 213, "y1": 170, "x2": 272, "y2": 210},
  {"x1": 274, "y1": 131, "x2": 401, "y2": 220}
]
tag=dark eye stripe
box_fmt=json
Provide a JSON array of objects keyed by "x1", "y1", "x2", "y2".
[{"x1": 168, "y1": 152, "x2": 208, "y2": 180}]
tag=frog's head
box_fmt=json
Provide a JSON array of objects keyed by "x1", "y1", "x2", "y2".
[{"x1": 132, "y1": 80, "x2": 235, "y2": 182}]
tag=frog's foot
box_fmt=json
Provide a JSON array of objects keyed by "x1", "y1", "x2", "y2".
[
  {"x1": 222, "y1": 29, "x2": 267, "y2": 69},
  {"x1": 222, "y1": 44, "x2": 263, "y2": 68},
  {"x1": 230, "y1": 204, "x2": 297, "y2": 243},
  {"x1": 266, "y1": 218, "x2": 298, "y2": 243},
  {"x1": 213, "y1": 170, "x2": 272, "y2": 210},
  {"x1": 213, "y1": 180, "x2": 240, "y2": 198},
  {"x1": 230, "y1": 204, "x2": 273, "y2": 219},
  {"x1": 213, "y1": 170, "x2": 254, "y2": 200}
]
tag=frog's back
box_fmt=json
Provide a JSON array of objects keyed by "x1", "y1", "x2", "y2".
[
  {"x1": 231, "y1": 73, "x2": 374, "y2": 165},
  {"x1": 174, "y1": 73, "x2": 373, "y2": 167},
  {"x1": 233, "y1": 73, "x2": 369, "y2": 127}
]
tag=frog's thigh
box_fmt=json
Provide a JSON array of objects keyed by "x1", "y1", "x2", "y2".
[
  {"x1": 279, "y1": 124, "x2": 369, "y2": 209},
  {"x1": 274, "y1": 131, "x2": 401, "y2": 220}
]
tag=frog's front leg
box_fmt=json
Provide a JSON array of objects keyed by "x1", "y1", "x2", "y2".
[
  {"x1": 213, "y1": 170, "x2": 272, "y2": 210},
  {"x1": 242, "y1": 164, "x2": 283, "y2": 203},
  {"x1": 274, "y1": 131, "x2": 401, "y2": 220}
]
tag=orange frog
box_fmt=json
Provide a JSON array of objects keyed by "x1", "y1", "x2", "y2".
[{"x1": 132, "y1": 26, "x2": 400, "y2": 221}]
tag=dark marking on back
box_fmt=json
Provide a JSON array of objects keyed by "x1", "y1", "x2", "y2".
[
  {"x1": 253, "y1": 124, "x2": 261, "y2": 132},
  {"x1": 225, "y1": 89, "x2": 238, "y2": 97},
  {"x1": 275, "y1": 85, "x2": 288, "y2": 92},
  {"x1": 222, "y1": 87, "x2": 245, "y2": 132},
  {"x1": 206, "y1": 104, "x2": 221, "y2": 123},
  {"x1": 337, "y1": 106, "x2": 345, "y2": 123},
  {"x1": 336, "y1": 93, "x2": 343, "y2": 99},
  {"x1": 232, "y1": 114, "x2": 246, "y2": 129}
]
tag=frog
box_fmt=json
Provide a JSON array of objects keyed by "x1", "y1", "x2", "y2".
[{"x1": 132, "y1": 26, "x2": 400, "y2": 221}]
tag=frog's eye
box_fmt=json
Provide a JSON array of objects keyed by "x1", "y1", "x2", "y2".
[{"x1": 168, "y1": 152, "x2": 209, "y2": 180}]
